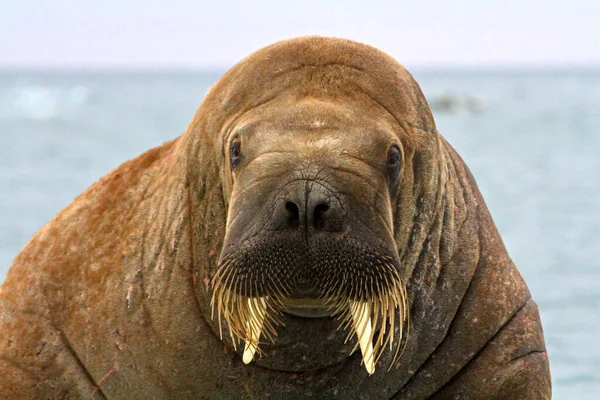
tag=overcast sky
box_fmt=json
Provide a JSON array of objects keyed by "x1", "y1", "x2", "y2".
[{"x1": 1, "y1": 0, "x2": 598, "y2": 69}]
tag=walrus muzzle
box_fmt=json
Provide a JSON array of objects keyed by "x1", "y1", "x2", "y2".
[{"x1": 211, "y1": 175, "x2": 408, "y2": 374}]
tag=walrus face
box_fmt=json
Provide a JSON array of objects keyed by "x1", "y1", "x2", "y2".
[{"x1": 211, "y1": 97, "x2": 409, "y2": 374}]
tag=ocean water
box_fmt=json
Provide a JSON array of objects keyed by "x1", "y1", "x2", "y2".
[{"x1": 0, "y1": 69, "x2": 598, "y2": 398}]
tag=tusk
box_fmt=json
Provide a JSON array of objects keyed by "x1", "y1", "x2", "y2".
[
  {"x1": 349, "y1": 300, "x2": 375, "y2": 375},
  {"x1": 242, "y1": 297, "x2": 267, "y2": 364}
]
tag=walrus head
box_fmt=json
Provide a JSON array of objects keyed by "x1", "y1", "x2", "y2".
[
  {"x1": 186, "y1": 37, "x2": 441, "y2": 375},
  {"x1": 211, "y1": 99, "x2": 410, "y2": 374}
]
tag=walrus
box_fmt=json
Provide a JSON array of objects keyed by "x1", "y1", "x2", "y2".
[{"x1": 0, "y1": 37, "x2": 551, "y2": 399}]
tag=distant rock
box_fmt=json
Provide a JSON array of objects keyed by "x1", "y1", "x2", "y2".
[{"x1": 429, "y1": 93, "x2": 486, "y2": 113}]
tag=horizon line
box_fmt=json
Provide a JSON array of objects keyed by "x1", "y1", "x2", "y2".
[{"x1": 1, "y1": 63, "x2": 599, "y2": 74}]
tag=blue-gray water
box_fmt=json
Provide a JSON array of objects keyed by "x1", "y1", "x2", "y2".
[{"x1": 0, "y1": 69, "x2": 598, "y2": 398}]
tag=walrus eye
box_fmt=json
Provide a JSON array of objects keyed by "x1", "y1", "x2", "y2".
[
  {"x1": 386, "y1": 146, "x2": 401, "y2": 191},
  {"x1": 230, "y1": 140, "x2": 242, "y2": 169}
]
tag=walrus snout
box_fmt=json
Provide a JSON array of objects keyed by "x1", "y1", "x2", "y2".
[{"x1": 271, "y1": 179, "x2": 345, "y2": 234}]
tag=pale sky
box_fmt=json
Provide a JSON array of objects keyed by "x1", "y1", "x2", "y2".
[{"x1": 1, "y1": 0, "x2": 598, "y2": 69}]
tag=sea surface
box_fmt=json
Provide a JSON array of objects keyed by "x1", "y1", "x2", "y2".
[{"x1": 0, "y1": 69, "x2": 598, "y2": 398}]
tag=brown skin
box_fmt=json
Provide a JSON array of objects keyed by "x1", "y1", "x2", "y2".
[{"x1": 0, "y1": 37, "x2": 550, "y2": 399}]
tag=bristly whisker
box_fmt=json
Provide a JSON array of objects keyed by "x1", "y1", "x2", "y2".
[{"x1": 211, "y1": 254, "x2": 409, "y2": 371}]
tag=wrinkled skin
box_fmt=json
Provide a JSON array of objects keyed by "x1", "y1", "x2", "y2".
[{"x1": 0, "y1": 37, "x2": 551, "y2": 399}]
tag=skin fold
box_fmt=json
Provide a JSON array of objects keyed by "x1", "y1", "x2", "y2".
[{"x1": 0, "y1": 37, "x2": 551, "y2": 399}]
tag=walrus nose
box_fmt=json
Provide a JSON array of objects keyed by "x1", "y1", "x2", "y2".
[{"x1": 272, "y1": 180, "x2": 344, "y2": 232}]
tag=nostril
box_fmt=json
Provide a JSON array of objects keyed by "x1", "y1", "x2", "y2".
[
  {"x1": 285, "y1": 201, "x2": 300, "y2": 229},
  {"x1": 313, "y1": 203, "x2": 329, "y2": 230}
]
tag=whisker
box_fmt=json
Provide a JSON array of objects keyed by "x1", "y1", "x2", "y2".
[{"x1": 210, "y1": 244, "x2": 410, "y2": 371}]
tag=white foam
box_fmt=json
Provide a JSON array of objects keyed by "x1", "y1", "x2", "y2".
[{"x1": 0, "y1": 84, "x2": 91, "y2": 120}]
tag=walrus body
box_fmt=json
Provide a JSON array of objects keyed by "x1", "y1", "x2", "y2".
[{"x1": 0, "y1": 37, "x2": 550, "y2": 399}]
